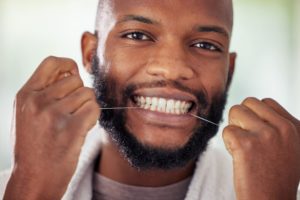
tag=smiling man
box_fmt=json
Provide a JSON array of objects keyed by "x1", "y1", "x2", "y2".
[{"x1": 1, "y1": 0, "x2": 300, "y2": 200}]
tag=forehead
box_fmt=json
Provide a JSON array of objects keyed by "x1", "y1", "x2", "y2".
[{"x1": 105, "y1": 0, "x2": 233, "y2": 34}]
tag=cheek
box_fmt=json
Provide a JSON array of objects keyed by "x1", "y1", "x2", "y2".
[
  {"x1": 105, "y1": 46, "x2": 150, "y2": 84},
  {"x1": 193, "y1": 57, "x2": 229, "y2": 98}
]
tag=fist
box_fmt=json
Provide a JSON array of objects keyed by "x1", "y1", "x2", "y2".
[
  {"x1": 4, "y1": 56, "x2": 100, "y2": 200},
  {"x1": 223, "y1": 97, "x2": 300, "y2": 200}
]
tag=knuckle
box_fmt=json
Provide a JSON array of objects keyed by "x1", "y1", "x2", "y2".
[
  {"x1": 229, "y1": 105, "x2": 242, "y2": 117},
  {"x1": 222, "y1": 126, "x2": 244, "y2": 153},
  {"x1": 242, "y1": 97, "x2": 258, "y2": 106},
  {"x1": 262, "y1": 97, "x2": 273, "y2": 102},
  {"x1": 222, "y1": 127, "x2": 235, "y2": 142},
  {"x1": 261, "y1": 127, "x2": 276, "y2": 142},
  {"x1": 43, "y1": 56, "x2": 58, "y2": 65},
  {"x1": 16, "y1": 89, "x2": 26, "y2": 102},
  {"x1": 62, "y1": 57, "x2": 79, "y2": 72},
  {"x1": 279, "y1": 120, "x2": 297, "y2": 138},
  {"x1": 242, "y1": 138, "x2": 256, "y2": 151},
  {"x1": 222, "y1": 126, "x2": 235, "y2": 136},
  {"x1": 65, "y1": 58, "x2": 77, "y2": 67},
  {"x1": 222, "y1": 126, "x2": 257, "y2": 153},
  {"x1": 40, "y1": 56, "x2": 59, "y2": 72}
]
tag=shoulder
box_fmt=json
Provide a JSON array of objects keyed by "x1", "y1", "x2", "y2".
[{"x1": 0, "y1": 169, "x2": 12, "y2": 198}]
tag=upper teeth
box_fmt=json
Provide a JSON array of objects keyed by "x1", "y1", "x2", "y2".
[{"x1": 134, "y1": 96, "x2": 192, "y2": 115}]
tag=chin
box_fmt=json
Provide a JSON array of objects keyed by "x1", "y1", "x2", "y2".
[{"x1": 125, "y1": 122, "x2": 197, "y2": 150}]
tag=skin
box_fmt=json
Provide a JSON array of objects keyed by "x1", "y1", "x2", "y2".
[
  {"x1": 4, "y1": 58, "x2": 100, "y2": 199},
  {"x1": 4, "y1": 0, "x2": 300, "y2": 199},
  {"x1": 84, "y1": 0, "x2": 235, "y2": 186}
]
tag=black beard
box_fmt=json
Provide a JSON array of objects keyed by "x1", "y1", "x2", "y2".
[{"x1": 92, "y1": 55, "x2": 228, "y2": 170}]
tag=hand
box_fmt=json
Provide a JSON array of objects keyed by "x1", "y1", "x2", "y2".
[
  {"x1": 4, "y1": 57, "x2": 100, "y2": 200},
  {"x1": 223, "y1": 97, "x2": 300, "y2": 200}
]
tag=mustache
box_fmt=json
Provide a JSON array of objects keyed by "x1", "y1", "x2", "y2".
[{"x1": 123, "y1": 80, "x2": 209, "y2": 110}]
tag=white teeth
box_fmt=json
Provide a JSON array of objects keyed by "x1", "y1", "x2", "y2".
[
  {"x1": 140, "y1": 96, "x2": 146, "y2": 105},
  {"x1": 180, "y1": 101, "x2": 186, "y2": 114},
  {"x1": 145, "y1": 97, "x2": 151, "y2": 109},
  {"x1": 158, "y1": 98, "x2": 166, "y2": 112},
  {"x1": 150, "y1": 97, "x2": 158, "y2": 111},
  {"x1": 185, "y1": 103, "x2": 191, "y2": 112},
  {"x1": 146, "y1": 97, "x2": 151, "y2": 104},
  {"x1": 134, "y1": 96, "x2": 192, "y2": 115},
  {"x1": 166, "y1": 99, "x2": 175, "y2": 113},
  {"x1": 135, "y1": 96, "x2": 140, "y2": 106},
  {"x1": 175, "y1": 100, "x2": 181, "y2": 114}
]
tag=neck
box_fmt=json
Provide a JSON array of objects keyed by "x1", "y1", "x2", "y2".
[{"x1": 97, "y1": 138, "x2": 196, "y2": 187}]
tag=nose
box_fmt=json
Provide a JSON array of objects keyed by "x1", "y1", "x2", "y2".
[{"x1": 146, "y1": 42, "x2": 195, "y2": 81}]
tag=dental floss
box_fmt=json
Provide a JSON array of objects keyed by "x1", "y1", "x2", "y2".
[
  {"x1": 189, "y1": 114, "x2": 220, "y2": 127},
  {"x1": 100, "y1": 107, "x2": 140, "y2": 110},
  {"x1": 99, "y1": 107, "x2": 219, "y2": 127}
]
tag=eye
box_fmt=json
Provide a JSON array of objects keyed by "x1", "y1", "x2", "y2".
[
  {"x1": 193, "y1": 42, "x2": 222, "y2": 52},
  {"x1": 122, "y1": 32, "x2": 152, "y2": 41}
]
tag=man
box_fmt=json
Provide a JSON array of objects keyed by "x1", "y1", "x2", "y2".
[{"x1": 1, "y1": 0, "x2": 300, "y2": 199}]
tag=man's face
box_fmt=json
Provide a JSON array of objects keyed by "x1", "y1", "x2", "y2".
[{"x1": 89, "y1": 0, "x2": 234, "y2": 169}]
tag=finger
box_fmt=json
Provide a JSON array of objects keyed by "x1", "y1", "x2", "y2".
[
  {"x1": 57, "y1": 71, "x2": 72, "y2": 81},
  {"x1": 242, "y1": 97, "x2": 291, "y2": 132},
  {"x1": 54, "y1": 87, "x2": 97, "y2": 114},
  {"x1": 24, "y1": 57, "x2": 79, "y2": 91},
  {"x1": 42, "y1": 74, "x2": 84, "y2": 101},
  {"x1": 72, "y1": 100, "x2": 100, "y2": 134},
  {"x1": 262, "y1": 98, "x2": 299, "y2": 125},
  {"x1": 229, "y1": 104, "x2": 271, "y2": 133},
  {"x1": 222, "y1": 125, "x2": 253, "y2": 155}
]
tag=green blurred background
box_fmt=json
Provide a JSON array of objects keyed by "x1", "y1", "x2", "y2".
[{"x1": 0, "y1": 0, "x2": 299, "y2": 170}]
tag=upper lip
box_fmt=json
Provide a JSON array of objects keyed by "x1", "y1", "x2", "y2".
[{"x1": 132, "y1": 87, "x2": 197, "y2": 104}]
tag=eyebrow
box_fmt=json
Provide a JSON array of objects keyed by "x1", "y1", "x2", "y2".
[
  {"x1": 196, "y1": 26, "x2": 230, "y2": 38},
  {"x1": 117, "y1": 15, "x2": 230, "y2": 38},
  {"x1": 117, "y1": 15, "x2": 160, "y2": 25}
]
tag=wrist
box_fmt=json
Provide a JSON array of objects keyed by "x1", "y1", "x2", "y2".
[
  {"x1": 3, "y1": 166, "x2": 59, "y2": 200},
  {"x1": 4, "y1": 168, "x2": 41, "y2": 200}
]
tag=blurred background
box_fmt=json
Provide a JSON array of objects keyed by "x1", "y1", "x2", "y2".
[{"x1": 0, "y1": 0, "x2": 299, "y2": 170}]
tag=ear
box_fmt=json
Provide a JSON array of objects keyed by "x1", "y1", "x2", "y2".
[
  {"x1": 81, "y1": 32, "x2": 98, "y2": 74},
  {"x1": 226, "y1": 52, "x2": 237, "y2": 88}
]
